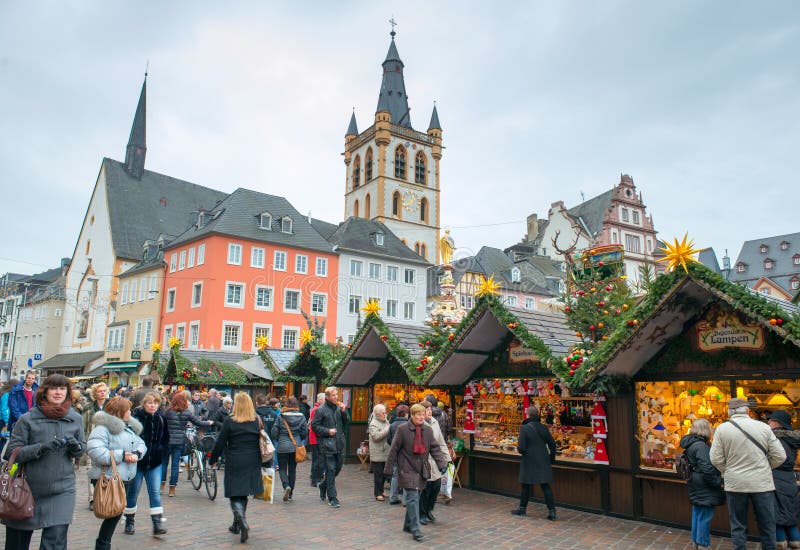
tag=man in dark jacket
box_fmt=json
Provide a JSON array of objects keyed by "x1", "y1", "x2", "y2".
[
  {"x1": 190, "y1": 391, "x2": 206, "y2": 419},
  {"x1": 206, "y1": 389, "x2": 221, "y2": 418},
  {"x1": 425, "y1": 394, "x2": 450, "y2": 441},
  {"x1": 387, "y1": 405, "x2": 409, "y2": 504},
  {"x1": 131, "y1": 376, "x2": 155, "y2": 410},
  {"x1": 384, "y1": 403, "x2": 449, "y2": 542},
  {"x1": 8, "y1": 370, "x2": 38, "y2": 433},
  {"x1": 511, "y1": 405, "x2": 558, "y2": 520},
  {"x1": 298, "y1": 395, "x2": 311, "y2": 421},
  {"x1": 311, "y1": 386, "x2": 349, "y2": 508}
]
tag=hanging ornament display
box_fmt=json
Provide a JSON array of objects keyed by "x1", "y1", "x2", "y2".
[{"x1": 591, "y1": 400, "x2": 610, "y2": 465}]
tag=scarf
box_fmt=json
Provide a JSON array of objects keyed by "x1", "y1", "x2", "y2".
[
  {"x1": 412, "y1": 422, "x2": 427, "y2": 455},
  {"x1": 39, "y1": 399, "x2": 72, "y2": 420}
]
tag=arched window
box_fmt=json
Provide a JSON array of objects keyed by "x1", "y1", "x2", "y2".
[
  {"x1": 415, "y1": 151, "x2": 426, "y2": 184},
  {"x1": 401, "y1": 238, "x2": 407, "y2": 246},
  {"x1": 392, "y1": 191, "x2": 402, "y2": 217},
  {"x1": 419, "y1": 243, "x2": 427, "y2": 260},
  {"x1": 365, "y1": 148, "x2": 373, "y2": 181},
  {"x1": 394, "y1": 146, "x2": 406, "y2": 180},
  {"x1": 414, "y1": 242, "x2": 421, "y2": 255},
  {"x1": 420, "y1": 198, "x2": 428, "y2": 223},
  {"x1": 352, "y1": 155, "x2": 361, "y2": 188},
  {"x1": 365, "y1": 194, "x2": 371, "y2": 218},
  {"x1": 353, "y1": 199, "x2": 359, "y2": 218}
]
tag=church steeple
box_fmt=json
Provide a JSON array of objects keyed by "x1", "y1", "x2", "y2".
[
  {"x1": 428, "y1": 104, "x2": 441, "y2": 132},
  {"x1": 375, "y1": 31, "x2": 412, "y2": 128},
  {"x1": 346, "y1": 111, "x2": 358, "y2": 137},
  {"x1": 124, "y1": 75, "x2": 147, "y2": 180}
]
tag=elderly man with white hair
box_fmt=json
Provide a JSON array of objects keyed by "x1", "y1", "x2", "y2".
[
  {"x1": 710, "y1": 398, "x2": 786, "y2": 550},
  {"x1": 369, "y1": 404, "x2": 391, "y2": 501}
]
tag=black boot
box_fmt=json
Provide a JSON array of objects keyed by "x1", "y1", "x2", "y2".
[
  {"x1": 231, "y1": 498, "x2": 249, "y2": 543},
  {"x1": 547, "y1": 508, "x2": 557, "y2": 521},
  {"x1": 511, "y1": 507, "x2": 527, "y2": 516},
  {"x1": 124, "y1": 514, "x2": 135, "y2": 535},
  {"x1": 152, "y1": 514, "x2": 167, "y2": 535}
]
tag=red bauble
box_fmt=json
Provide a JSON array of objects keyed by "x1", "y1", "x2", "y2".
[
  {"x1": 589, "y1": 325, "x2": 596, "y2": 331},
  {"x1": 627, "y1": 320, "x2": 634, "y2": 327},
  {"x1": 380, "y1": 335, "x2": 387, "y2": 341},
  {"x1": 448, "y1": 334, "x2": 455, "y2": 341},
  {"x1": 564, "y1": 306, "x2": 571, "y2": 312},
  {"x1": 597, "y1": 261, "x2": 604, "y2": 266},
  {"x1": 777, "y1": 319, "x2": 784, "y2": 325},
  {"x1": 569, "y1": 370, "x2": 575, "y2": 376},
  {"x1": 418, "y1": 342, "x2": 424, "y2": 348},
  {"x1": 416, "y1": 365, "x2": 425, "y2": 371},
  {"x1": 605, "y1": 285, "x2": 613, "y2": 291},
  {"x1": 598, "y1": 301, "x2": 605, "y2": 307}
]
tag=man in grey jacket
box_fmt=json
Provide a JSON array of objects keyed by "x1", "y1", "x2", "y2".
[{"x1": 710, "y1": 398, "x2": 786, "y2": 550}]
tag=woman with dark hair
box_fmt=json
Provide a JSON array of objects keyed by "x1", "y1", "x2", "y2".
[
  {"x1": 161, "y1": 391, "x2": 212, "y2": 497},
  {"x1": 3, "y1": 374, "x2": 86, "y2": 550},
  {"x1": 271, "y1": 395, "x2": 308, "y2": 502},
  {"x1": 767, "y1": 410, "x2": 800, "y2": 550},
  {"x1": 87, "y1": 396, "x2": 146, "y2": 550}
]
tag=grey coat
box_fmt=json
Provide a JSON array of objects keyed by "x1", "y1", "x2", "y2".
[
  {"x1": 87, "y1": 411, "x2": 146, "y2": 481},
  {"x1": 270, "y1": 409, "x2": 308, "y2": 454},
  {"x1": 4, "y1": 406, "x2": 86, "y2": 530}
]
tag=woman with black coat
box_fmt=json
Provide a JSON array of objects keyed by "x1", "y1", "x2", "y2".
[
  {"x1": 679, "y1": 418, "x2": 725, "y2": 550},
  {"x1": 511, "y1": 405, "x2": 558, "y2": 520},
  {"x1": 125, "y1": 392, "x2": 170, "y2": 536},
  {"x1": 270, "y1": 396, "x2": 308, "y2": 502},
  {"x1": 161, "y1": 391, "x2": 213, "y2": 497},
  {"x1": 210, "y1": 393, "x2": 264, "y2": 544},
  {"x1": 767, "y1": 410, "x2": 800, "y2": 549}
]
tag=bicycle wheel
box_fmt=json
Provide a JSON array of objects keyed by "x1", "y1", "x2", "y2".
[
  {"x1": 204, "y1": 459, "x2": 218, "y2": 500},
  {"x1": 189, "y1": 451, "x2": 202, "y2": 490}
]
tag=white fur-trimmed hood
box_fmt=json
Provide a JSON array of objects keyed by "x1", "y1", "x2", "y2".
[{"x1": 92, "y1": 410, "x2": 143, "y2": 435}]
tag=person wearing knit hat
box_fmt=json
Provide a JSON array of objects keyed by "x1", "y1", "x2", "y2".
[{"x1": 767, "y1": 410, "x2": 800, "y2": 549}]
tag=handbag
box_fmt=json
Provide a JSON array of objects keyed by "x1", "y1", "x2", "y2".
[
  {"x1": 0, "y1": 448, "x2": 35, "y2": 521},
  {"x1": 93, "y1": 452, "x2": 126, "y2": 519},
  {"x1": 254, "y1": 467, "x2": 275, "y2": 503},
  {"x1": 282, "y1": 417, "x2": 307, "y2": 463},
  {"x1": 257, "y1": 416, "x2": 275, "y2": 463}
]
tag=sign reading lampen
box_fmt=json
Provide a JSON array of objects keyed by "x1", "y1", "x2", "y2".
[
  {"x1": 509, "y1": 342, "x2": 539, "y2": 363},
  {"x1": 696, "y1": 319, "x2": 764, "y2": 352}
]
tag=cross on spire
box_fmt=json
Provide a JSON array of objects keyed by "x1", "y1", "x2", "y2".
[{"x1": 389, "y1": 16, "x2": 397, "y2": 38}]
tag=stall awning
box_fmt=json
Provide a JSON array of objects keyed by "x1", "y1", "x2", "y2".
[
  {"x1": 103, "y1": 362, "x2": 140, "y2": 372},
  {"x1": 236, "y1": 356, "x2": 274, "y2": 381},
  {"x1": 38, "y1": 351, "x2": 105, "y2": 371}
]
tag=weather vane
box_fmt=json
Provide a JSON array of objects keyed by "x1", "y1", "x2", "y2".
[{"x1": 389, "y1": 15, "x2": 397, "y2": 38}]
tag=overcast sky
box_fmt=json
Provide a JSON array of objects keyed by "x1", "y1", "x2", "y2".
[{"x1": 1, "y1": 1, "x2": 798, "y2": 277}]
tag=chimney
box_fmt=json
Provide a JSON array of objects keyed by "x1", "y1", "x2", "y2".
[
  {"x1": 526, "y1": 213, "x2": 540, "y2": 243},
  {"x1": 722, "y1": 250, "x2": 731, "y2": 271}
]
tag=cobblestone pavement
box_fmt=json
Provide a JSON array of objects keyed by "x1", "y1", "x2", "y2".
[{"x1": 19, "y1": 462, "x2": 759, "y2": 549}]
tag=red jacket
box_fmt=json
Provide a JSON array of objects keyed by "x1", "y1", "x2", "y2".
[{"x1": 308, "y1": 403, "x2": 320, "y2": 445}]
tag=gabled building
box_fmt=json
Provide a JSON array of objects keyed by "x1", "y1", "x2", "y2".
[
  {"x1": 0, "y1": 273, "x2": 29, "y2": 379},
  {"x1": 160, "y1": 188, "x2": 339, "y2": 354},
  {"x1": 312, "y1": 216, "x2": 429, "y2": 342},
  {"x1": 343, "y1": 30, "x2": 443, "y2": 263},
  {"x1": 526, "y1": 174, "x2": 660, "y2": 290},
  {"x1": 731, "y1": 232, "x2": 800, "y2": 300},
  {"x1": 58, "y1": 76, "x2": 227, "y2": 360}
]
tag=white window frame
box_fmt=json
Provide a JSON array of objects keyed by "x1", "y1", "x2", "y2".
[
  {"x1": 791, "y1": 279, "x2": 800, "y2": 291},
  {"x1": 794, "y1": 256, "x2": 800, "y2": 266},
  {"x1": 348, "y1": 295, "x2": 362, "y2": 314},
  {"x1": 625, "y1": 234, "x2": 641, "y2": 254},
  {"x1": 187, "y1": 247, "x2": 195, "y2": 268},
  {"x1": 129, "y1": 279, "x2": 138, "y2": 304},
  {"x1": 282, "y1": 326, "x2": 300, "y2": 350},
  {"x1": 221, "y1": 321, "x2": 243, "y2": 351},
  {"x1": 736, "y1": 264, "x2": 746, "y2": 273},
  {"x1": 179, "y1": 250, "x2": 186, "y2": 270},
  {"x1": 310, "y1": 292, "x2": 327, "y2": 315},
  {"x1": 228, "y1": 243, "x2": 242, "y2": 265},
  {"x1": 525, "y1": 297, "x2": 535, "y2": 310},
  {"x1": 621, "y1": 207, "x2": 629, "y2": 222},
  {"x1": 148, "y1": 274, "x2": 158, "y2": 300},
  {"x1": 120, "y1": 282, "x2": 129, "y2": 306},
  {"x1": 138, "y1": 277, "x2": 147, "y2": 301},
  {"x1": 192, "y1": 281, "x2": 203, "y2": 308},
  {"x1": 143, "y1": 319, "x2": 153, "y2": 348},
  {"x1": 260, "y1": 213, "x2": 272, "y2": 230},
  {"x1": 387, "y1": 265, "x2": 399, "y2": 282},
  {"x1": 197, "y1": 244, "x2": 205, "y2": 265},
  {"x1": 225, "y1": 281, "x2": 246, "y2": 308},
  {"x1": 386, "y1": 299, "x2": 398, "y2": 319},
  {"x1": 281, "y1": 217, "x2": 293, "y2": 234},
  {"x1": 274, "y1": 251, "x2": 287, "y2": 271},
  {"x1": 460, "y1": 294, "x2": 474, "y2": 309},
  {"x1": 133, "y1": 320, "x2": 143, "y2": 350},
  {"x1": 375, "y1": 233, "x2": 385, "y2": 246},
  {"x1": 403, "y1": 301, "x2": 415, "y2": 320},
  {"x1": 315, "y1": 257, "x2": 328, "y2": 277},
  {"x1": 350, "y1": 259, "x2": 363, "y2": 277},
  {"x1": 254, "y1": 285, "x2": 274, "y2": 311},
  {"x1": 169, "y1": 253, "x2": 177, "y2": 272},
  {"x1": 632, "y1": 210, "x2": 640, "y2": 225},
  {"x1": 369, "y1": 262, "x2": 381, "y2": 279},
  {"x1": 251, "y1": 247, "x2": 265, "y2": 268},
  {"x1": 175, "y1": 323, "x2": 186, "y2": 348},
  {"x1": 295, "y1": 254, "x2": 308, "y2": 274},
  {"x1": 505, "y1": 295, "x2": 518, "y2": 307},
  {"x1": 189, "y1": 321, "x2": 200, "y2": 349},
  {"x1": 166, "y1": 288, "x2": 176, "y2": 312},
  {"x1": 163, "y1": 325, "x2": 173, "y2": 348},
  {"x1": 252, "y1": 324, "x2": 272, "y2": 352},
  {"x1": 283, "y1": 288, "x2": 301, "y2": 313},
  {"x1": 511, "y1": 267, "x2": 521, "y2": 283},
  {"x1": 404, "y1": 268, "x2": 415, "y2": 285}
]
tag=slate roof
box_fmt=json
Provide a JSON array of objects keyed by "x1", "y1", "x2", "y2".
[
  {"x1": 450, "y1": 246, "x2": 558, "y2": 296},
  {"x1": 309, "y1": 218, "x2": 340, "y2": 240},
  {"x1": 103, "y1": 158, "x2": 227, "y2": 261},
  {"x1": 566, "y1": 189, "x2": 614, "y2": 238},
  {"x1": 376, "y1": 38, "x2": 412, "y2": 128},
  {"x1": 346, "y1": 112, "x2": 358, "y2": 136},
  {"x1": 385, "y1": 322, "x2": 428, "y2": 361},
  {"x1": 511, "y1": 307, "x2": 578, "y2": 356},
  {"x1": 428, "y1": 105, "x2": 441, "y2": 131},
  {"x1": 38, "y1": 351, "x2": 105, "y2": 369},
  {"x1": 168, "y1": 188, "x2": 334, "y2": 254},
  {"x1": 731, "y1": 231, "x2": 800, "y2": 293},
  {"x1": 697, "y1": 247, "x2": 721, "y2": 273},
  {"x1": 264, "y1": 349, "x2": 296, "y2": 372},
  {"x1": 324, "y1": 217, "x2": 429, "y2": 265}
]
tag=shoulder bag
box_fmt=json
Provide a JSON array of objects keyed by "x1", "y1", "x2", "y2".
[
  {"x1": 0, "y1": 448, "x2": 34, "y2": 521},
  {"x1": 93, "y1": 452, "x2": 126, "y2": 519},
  {"x1": 729, "y1": 419, "x2": 768, "y2": 457},
  {"x1": 257, "y1": 416, "x2": 276, "y2": 463},
  {"x1": 282, "y1": 417, "x2": 307, "y2": 463}
]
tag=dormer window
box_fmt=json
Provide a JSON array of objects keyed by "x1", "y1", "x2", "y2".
[
  {"x1": 375, "y1": 233, "x2": 385, "y2": 246},
  {"x1": 791, "y1": 277, "x2": 799, "y2": 290},
  {"x1": 764, "y1": 258, "x2": 775, "y2": 270},
  {"x1": 735, "y1": 263, "x2": 747, "y2": 273},
  {"x1": 260, "y1": 212, "x2": 272, "y2": 230},
  {"x1": 281, "y1": 217, "x2": 292, "y2": 234},
  {"x1": 781, "y1": 241, "x2": 790, "y2": 251},
  {"x1": 511, "y1": 267, "x2": 521, "y2": 283},
  {"x1": 794, "y1": 254, "x2": 800, "y2": 266},
  {"x1": 760, "y1": 244, "x2": 768, "y2": 253},
  {"x1": 197, "y1": 210, "x2": 205, "y2": 227}
]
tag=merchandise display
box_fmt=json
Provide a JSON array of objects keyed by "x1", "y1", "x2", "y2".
[{"x1": 372, "y1": 383, "x2": 449, "y2": 414}]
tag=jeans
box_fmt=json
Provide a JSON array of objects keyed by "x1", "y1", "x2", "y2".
[
  {"x1": 691, "y1": 504, "x2": 714, "y2": 546},
  {"x1": 403, "y1": 488, "x2": 422, "y2": 534},
  {"x1": 5, "y1": 524, "x2": 70, "y2": 550},
  {"x1": 776, "y1": 524, "x2": 800, "y2": 543},
  {"x1": 161, "y1": 444, "x2": 184, "y2": 486},
  {"x1": 277, "y1": 451, "x2": 297, "y2": 491},
  {"x1": 372, "y1": 461, "x2": 387, "y2": 497},
  {"x1": 310, "y1": 444, "x2": 324, "y2": 484},
  {"x1": 318, "y1": 452, "x2": 343, "y2": 501},
  {"x1": 127, "y1": 464, "x2": 163, "y2": 513},
  {"x1": 726, "y1": 491, "x2": 776, "y2": 550},
  {"x1": 519, "y1": 482, "x2": 555, "y2": 510},
  {"x1": 390, "y1": 465, "x2": 401, "y2": 502}
]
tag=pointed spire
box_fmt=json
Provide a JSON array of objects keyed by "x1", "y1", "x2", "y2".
[
  {"x1": 428, "y1": 103, "x2": 441, "y2": 131},
  {"x1": 375, "y1": 29, "x2": 412, "y2": 128},
  {"x1": 346, "y1": 110, "x2": 358, "y2": 136},
  {"x1": 124, "y1": 74, "x2": 147, "y2": 179}
]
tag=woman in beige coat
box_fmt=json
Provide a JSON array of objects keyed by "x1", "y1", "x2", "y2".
[
  {"x1": 368, "y1": 404, "x2": 391, "y2": 500},
  {"x1": 420, "y1": 400, "x2": 449, "y2": 523}
]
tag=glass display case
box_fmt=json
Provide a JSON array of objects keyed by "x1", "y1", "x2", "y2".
[{"x1": 372, "y1": 383, "x2": 450, "y2": 415}]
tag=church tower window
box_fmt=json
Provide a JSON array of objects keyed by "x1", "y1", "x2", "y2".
[
  {"x1": 365, "y1": 148, "x2": 373, "y2": 181},
  {"x1": 352, "y1": 155, "x2": 361, "y2": 188},
  {"x1": 353, "y1": 200, "x2": 360, "y2": 218},
  {"x1": 395, "y1": 146, "x2": 407, "y2": 180},
  {"x1": 415, "y1": 151, "x2": 426, "y2": 184},
  {"x1": 392, "y1": 191, "x2": 402, "y2": 217},
  {"x1": 365, "y1": 194, "x2": 371, "y2": 218},
  {"x1": 420, "y1": 198, "x2": 428, "y2": 223}
]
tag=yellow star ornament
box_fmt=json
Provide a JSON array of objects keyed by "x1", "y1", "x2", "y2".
[
  {"x1": 256, "y1": 335, "x2": 270, "y2": 350},
  {"x1": 657, "y1": 233, "x2": 702, "y2": 273},
  {"x1": 168, "y1": 337, "x2": 181, "y2": 349},
  {"x1": 361, "y1": 299, "x2": 383, "y2": 317},
  {"x1": 299, "y1": 329, "x2": 315, "y2": 347},
  {"x1": 151, "y1": 342, "x2": 162, "y2": 352},
  {"x1": 474, "y1": 274, "x2": 501, "y2": 297}
]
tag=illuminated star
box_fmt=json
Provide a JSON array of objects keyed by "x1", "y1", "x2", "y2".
[
  {"x1": 299, "y1": 329, "x2": 315, "y2": 346},
  {"x1": 256, "y1": 335, "x2": 270, "y2": 350},
  {"x1": 474, "y1": 274, "x2": 501, "y2": 298},
  {"x1": 168, "y1": 337, "x2": 181, "y2": 349},
  {"x1": 151, "y1": 342, "x2": 162, "y2": 352},
  {"x1": 361, "y1": 299, "x2": 383, "y2": 317},
  {"x1": 657, "y1": 233, "x2": 702, "y2": 273}
]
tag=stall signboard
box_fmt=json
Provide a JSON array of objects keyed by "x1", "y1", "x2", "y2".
[
  {"x1": 696, "y1": 317, "x2": 764, "y2": 352},
  {"x1": 509, "y1": 342, "x2": 538, "y2": 363}
]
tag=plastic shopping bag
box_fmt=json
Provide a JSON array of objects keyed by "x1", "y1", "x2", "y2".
[
  {"x1": 255, "y1": 467, "x2": 275, "y2": 503},
  {"x1": 441, "y1": 463, "x2": 454, "y2": 498}
]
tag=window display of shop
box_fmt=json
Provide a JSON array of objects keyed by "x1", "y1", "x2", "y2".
[{"x1": 372, "y1": 383, "x2": 450, "y2": 413}]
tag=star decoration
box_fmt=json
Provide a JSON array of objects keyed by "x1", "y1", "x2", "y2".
[
  {"x1": 151, "y1": 342, "x2": 162, "y2": 352},
  {"x1": 361, "y1": 299, "x2": 383, "y2": 317},
  {"x1": 474, "y1": 274, "x2": 501, "y2": 297},
  {"x1": 657, "y1": 233, "x2": 702, "y2": 273},
  {"x1": 168, "y1": 337, "x2": 181, "y2": 349},
  {"x1": 256, "y1": 335, "x2": 270, "y2": 350},
  {"x1": 299, "y1": 329, "x2": 315, "y2": 347}
]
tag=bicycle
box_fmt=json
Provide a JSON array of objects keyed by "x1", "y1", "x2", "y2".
[{"x1": 185, "y1": 427, "x2": 218, "y2": 500}]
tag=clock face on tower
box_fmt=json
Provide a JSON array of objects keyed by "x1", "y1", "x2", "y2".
[{"x1": 402, "y1": 190, "x2": 420, "y2": 212}]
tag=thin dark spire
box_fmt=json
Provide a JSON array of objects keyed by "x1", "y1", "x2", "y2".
[
  {"x1": 428, "y1": 102, "x2": 441, "y2": 131},
  {"x1": 375, "y1": 30, "x2": 411, "y2": 128},
  {"x1": 346, "y1": 110, "x2": 358, "y2": 136},
  {"x1": 124, "y1": 75, "x2": 147, "y2": 179}
]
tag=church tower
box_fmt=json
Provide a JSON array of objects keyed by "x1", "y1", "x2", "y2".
[
  {"x1": 343, "y1": 30, "x2": 443, "y2": 263},
  {"x1": 124, "y1": 75, "x2": 147, "y2": 179}
]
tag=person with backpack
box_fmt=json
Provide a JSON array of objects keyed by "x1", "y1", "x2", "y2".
[{"x1": 679, "y1": 418, "x2": 725, "y2": 550}]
